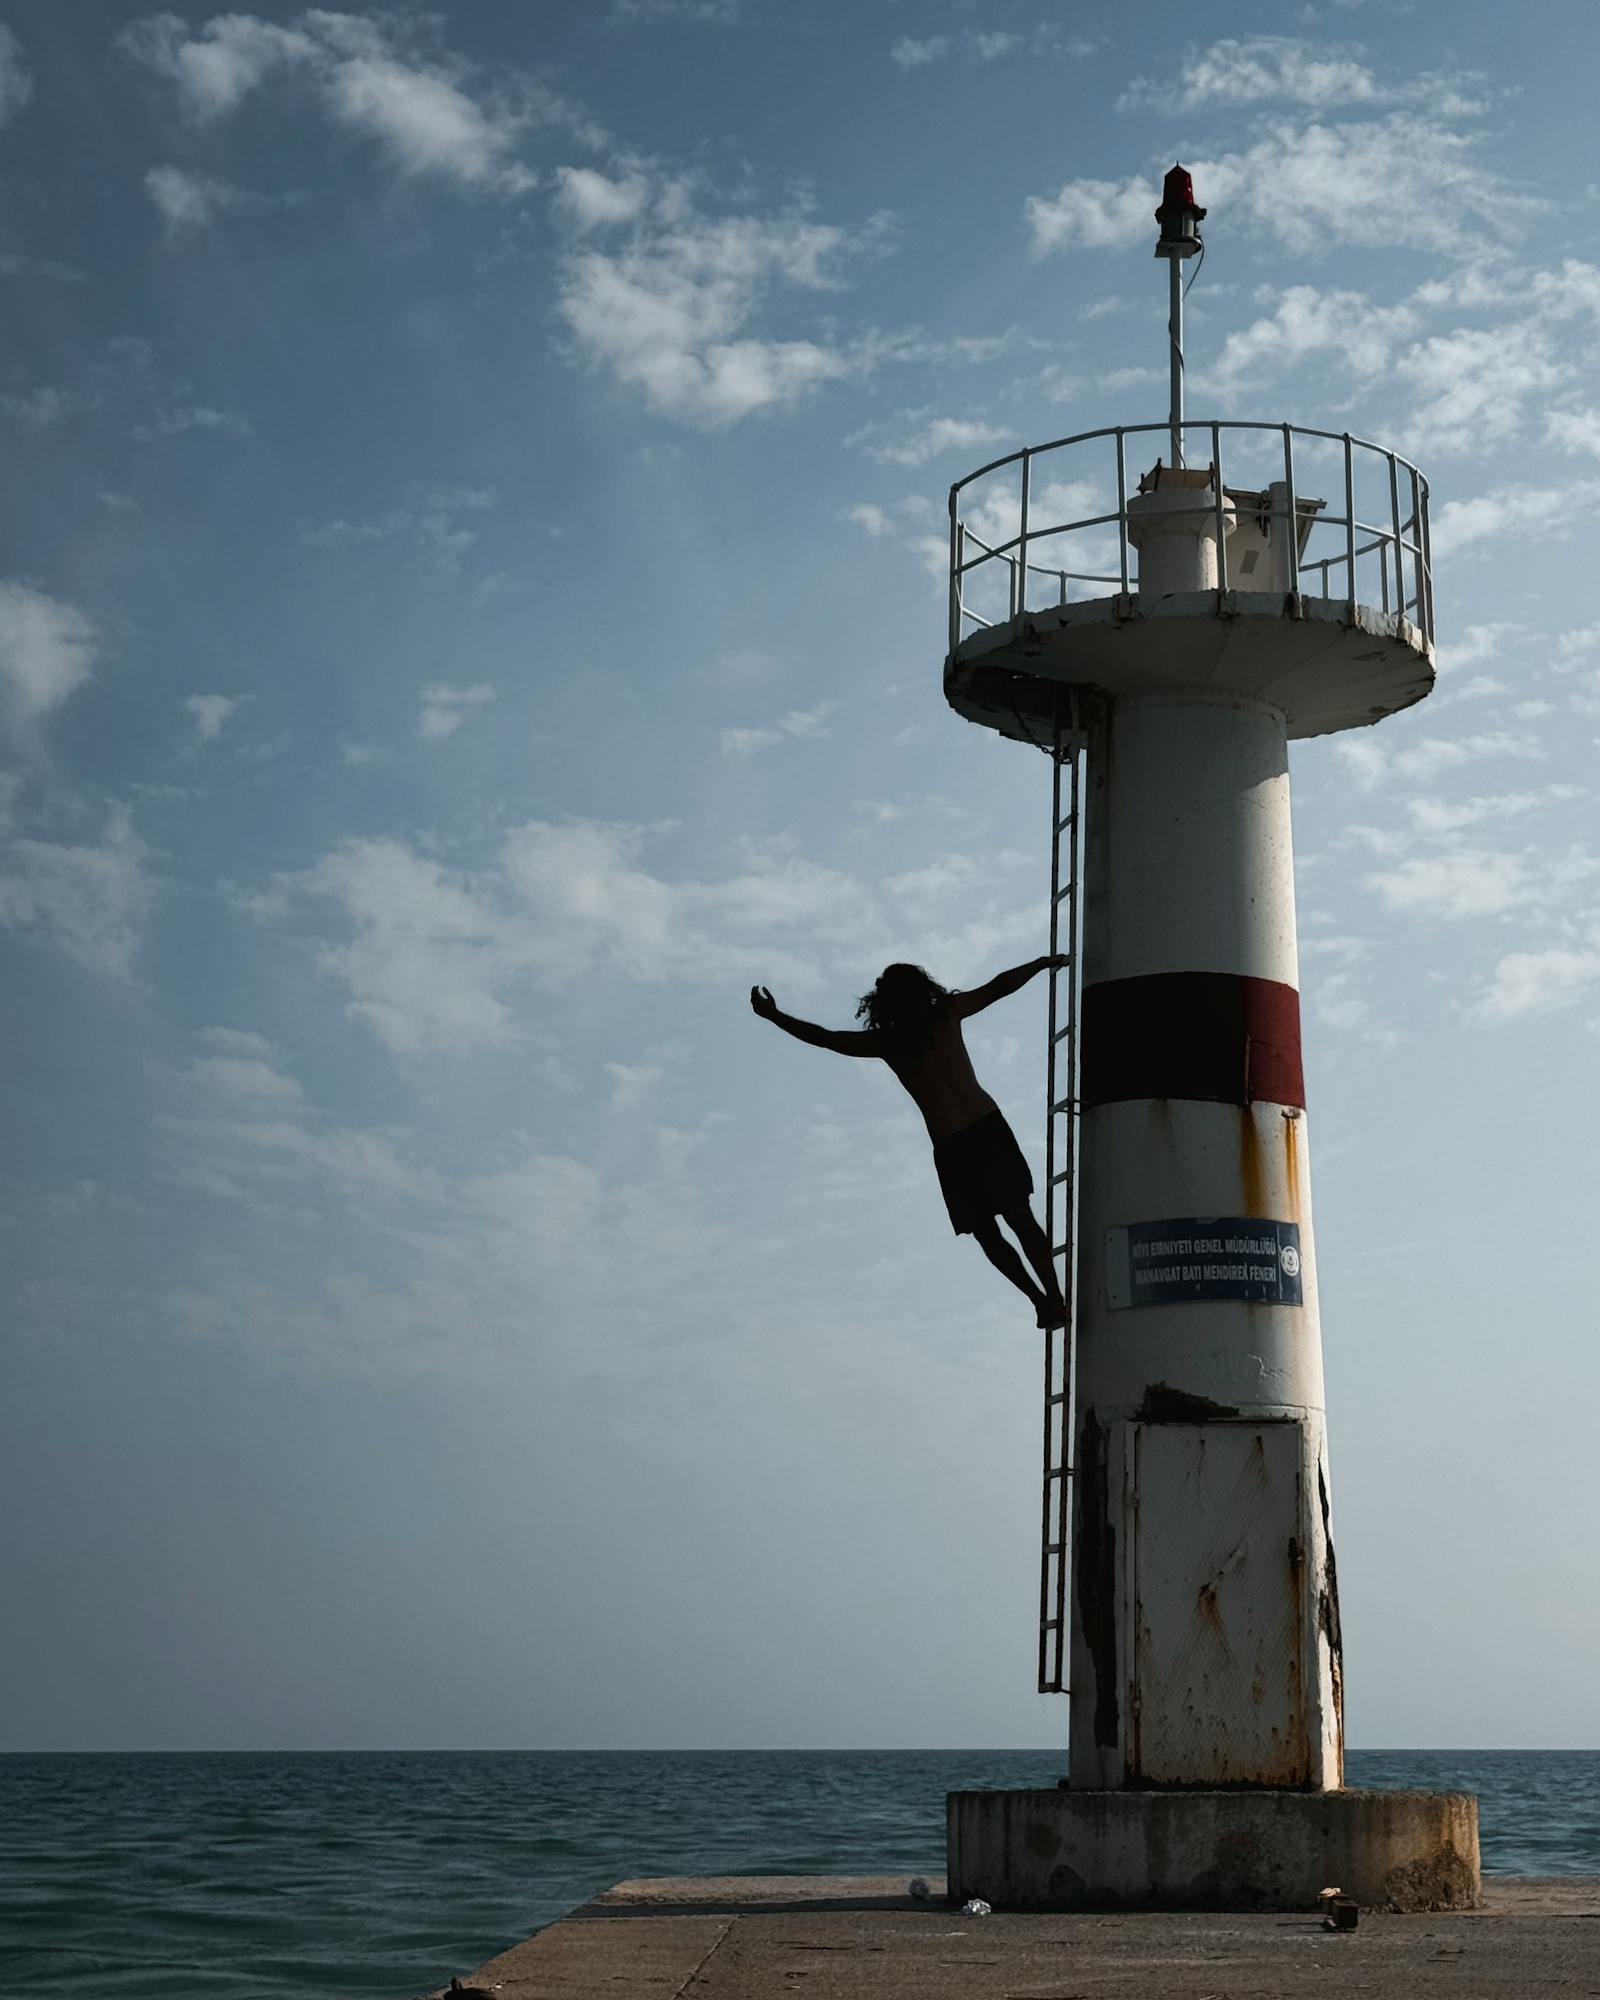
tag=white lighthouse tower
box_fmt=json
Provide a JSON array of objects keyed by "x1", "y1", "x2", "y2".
[{"x1": 945, "y1": 169, "x2": 1480, "y2": 1911}]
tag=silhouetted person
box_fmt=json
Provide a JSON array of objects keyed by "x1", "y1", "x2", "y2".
[{"x1": 750, "y1": 958, "x2": 1070, "y2": 1327}]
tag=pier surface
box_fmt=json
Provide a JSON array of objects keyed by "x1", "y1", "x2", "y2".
[{"x1": 424, "y1": 1873, "x2": 1600, "y2": 1997}]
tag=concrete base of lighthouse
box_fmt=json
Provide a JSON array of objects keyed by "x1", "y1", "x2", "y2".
[{"x1": 947, "y1": 1788, "x2": 1480, "y2": 1912}]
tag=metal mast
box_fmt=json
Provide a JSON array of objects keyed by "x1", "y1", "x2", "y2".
[{"x1": 1153, "y1": 163, "x2": 1205, "y2": 470}]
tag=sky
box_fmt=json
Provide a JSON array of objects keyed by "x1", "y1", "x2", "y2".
[{"x1": 2, "y1": 0, "x2": 1598, "y2": 1755}]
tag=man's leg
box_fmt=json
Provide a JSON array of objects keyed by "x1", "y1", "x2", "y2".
[
  {"x1": 971, "y1": 1214, "x2": 1046, "y2": 1313},
  {"x1": 1004, "y1": 1204, "x2": 1068, "y2": 1319}
]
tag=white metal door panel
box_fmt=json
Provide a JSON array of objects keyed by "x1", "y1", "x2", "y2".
[{"x1": 1132, "y1": 1423, "x2": 1307, "y2": 1786}]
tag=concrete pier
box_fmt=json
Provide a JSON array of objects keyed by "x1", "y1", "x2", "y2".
[{"x1": 420, "y1": 1873, "x2": 1600, "y2": 1998}]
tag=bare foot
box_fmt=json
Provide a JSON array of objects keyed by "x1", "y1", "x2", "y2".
[{"x1": 1036, "y1": 1298, "x2": 1069, "y2": 1330}]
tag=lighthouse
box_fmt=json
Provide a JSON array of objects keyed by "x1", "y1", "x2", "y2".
[{"x1": 944, "y1": 168, "x2": 1480, "y2": 1910}]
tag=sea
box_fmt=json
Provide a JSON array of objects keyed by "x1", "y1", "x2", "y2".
[{"x1": 3, "y1": 1749, "x2": 1597, "y2": 1999}]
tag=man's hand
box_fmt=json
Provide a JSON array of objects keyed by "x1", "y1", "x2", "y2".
[
  {"x1": 750, "y1": 985, "x2": 779, "y2": 1021},
  {"x1": 1044, "y1": 952, "x2": 1070, "y2": 973}
]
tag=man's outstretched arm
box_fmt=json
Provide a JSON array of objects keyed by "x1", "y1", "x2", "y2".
[
  {"x1": 750, "y1": 986, "x2": 879, "y2": 1056},
  {"x1": 948, "y1": 953, "x2": 1069, "y2": 1019}
]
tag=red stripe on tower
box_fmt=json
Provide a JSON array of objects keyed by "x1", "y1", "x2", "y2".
[{"x1": 1080, "y1": 971, "x2": 1305, "y2": 1109}]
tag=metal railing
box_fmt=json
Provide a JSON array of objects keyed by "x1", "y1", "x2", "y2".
[{"x1": 948, "y1": 419, "x2": 1432, "y2": 658}]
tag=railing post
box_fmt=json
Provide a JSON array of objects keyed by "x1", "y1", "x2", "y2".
[
  {"x1": 1018, "y1": 449, "x2": 1032, "y2": 622},
  {"x1": 1115, "y1": 429, "x2": 1129, "y2": 593},
  {"x1": 1343, "y1": 435, "x2": 1356, "y2": 614},
  {"x1": 1388, "y1": 451, "x2": 1405, "y2": 621},
  {"x1": 1281, "y1": 425, "x2": 1300, "y2": 594},
  {"x1": 1419, "y1": 476, "x2": 1434, "y2": 644},
  {"x1": 948, "y1": 490, "x2": 960, "y2": 657},
  {"x1": 1211, "y1": 421, "x2": 1227, "y2": 594}
]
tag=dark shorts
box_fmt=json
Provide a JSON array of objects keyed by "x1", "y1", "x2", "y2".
[{"x1": 931, "y1": 1108, "x2": 1034, "y2": 1236}]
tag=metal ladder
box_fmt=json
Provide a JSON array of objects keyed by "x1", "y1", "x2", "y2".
[{"x1": 1039, "y1": 723, "x2": 1084, "y2": 1694}]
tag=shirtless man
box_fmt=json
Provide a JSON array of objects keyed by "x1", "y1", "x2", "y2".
[{"x1": 750, "y1": 957, "x2": 1070, "y2": 1328}]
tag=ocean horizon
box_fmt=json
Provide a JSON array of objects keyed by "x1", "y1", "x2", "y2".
[{"x1": 4, "y1": 1747, "x2": 1598, "y2": 1999}]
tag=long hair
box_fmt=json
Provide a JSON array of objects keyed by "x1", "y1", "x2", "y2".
[{"x1": 855, "y1": 962, "x2": 952, "y2": 1037}]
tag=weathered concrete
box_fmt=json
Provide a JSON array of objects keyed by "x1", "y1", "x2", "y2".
[
  {"x1": 418, "y1": 1873, "x2": 1600, "y2": 1998},
  {"x1": 948, "y1": 1786, "x2": 1480, "y2": 1911}
]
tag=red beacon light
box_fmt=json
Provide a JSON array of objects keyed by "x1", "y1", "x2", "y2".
[{"x1": 1154, "y1": 161, "x2": 1205, "y2": 258}]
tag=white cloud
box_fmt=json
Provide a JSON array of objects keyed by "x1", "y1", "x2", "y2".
[
  {"x1": 1528, "y1": 258, "x2": 1600, "y2": 325},
  {"x1": 1440, "y1": 623, "x2": 1519, "y2": 674},
  {"x1": 1207, "y1": 286, "x2": 1420, "y2": 393},
  {"x1": 0, "y1": 23, "x2": 33, "y2": 126},
  {"x1": 553, "y1": 165, "x2": 649, "y2": 232},
  {"x1": 844, "y1": 492, "x2": 956, "y2": 581},
  {"x1": 1026, "y1": 174, "x2": 1154, "y2": 253},
  {"x1": 0, "y1": 582, "x2": 99, "y2": 731},
  {"x1": 890, "y1": 35, "x2": 950, "y2": 66},
  {"x1": 131, "y1": 404, "x2": 250, "y2": 441},
  {"x1": 718, "y1": 702, "x2": 834, "y2": 757},
  {"x1": 1334, "y1": 730, "x2": 1543, "y2": 792},
  {"x1": 275, "y1": 823, "x2": 867, "y2": 1056},
  {"x1": 0, "y1": 805, "x2": 155, "y2": 977},
  {"x1": 861, "y1": 415, "x2": 1007, "y2": 467},
  {"x1": 184, "y1": 691, "x2": 246, "y2": 743},
  {"x1": 886, "y1": 854, "x2": 980, "y2": 903},
  {"x1": 891, "y1": 25, "x2": 1088, "y2": 67},
  {"x1": 1119, "y1": 36, "x2": 1460, "y2": 112},
  {"x1": 554, "y1": 180, "x2": 868, "y2": 425},
  {"x1": 605, "y1": 1059, "x2": 663, "y2": 1109},
  {"x1": 1366, "y1": 844, "x2": 1596, "y2": 921},
  {"x1": 303, "y1": 485, "x2": 496, "y2": 576},
  {"x1": 1404, "y1": 789, "x2": 1576, "y2": 836},
  {"x1": 417, "y1": 681, "x2": 495, "y2": 740},
  {"x1": 266, "y1": 814, "x2": 1041, "y2": 1061},
  {"x1": 1472, "y1": 943, "x2": 1600, "y2": 1022},
  {"x1": 611, "y1": 0, "x2": 739, "y2": 19},
  {"x1": 191, "y1": 1027, "x2": 305, "y2": 1104},
  {"x1": 1299, "y1": 933, "x2": 1398, "y2": 1047},
  {"x1": 144, "y1": 164, "x2": 246, "y2": 232},
  {"x1": 1027, "y1": 119, "x2": 1538, "y2": 258},
  {"x1": 1396, "y1": 325, "x2": 1564, "y2": 458},
  {"x1": 1332, "y1": 736, "x2": 1390, "y2": 792},
  {"x1": 122, "y1": 11, "x2": 314, "y2": 118},
  {"x1": 1546, "y1": 408, "x2": 1600, "y2": 458},
  {"x1": 1430, "y1": 480, "x2": 1600, "y2": 558},
  {"x1": 312, "y1": 17, "x2": 539, "y2": 194},
  {"x1": 123, "y1": 11, "x2": 594, "y2": 194},
  {"x1": 0, "y1": 387, "x2": 93, "y2": 429},
  {"x1": 1555, "y1": 624, "x2": 1600, "y2": 664},
  {"x1": 291, "y1": 836, "x2": 521, "y2": 1056}
]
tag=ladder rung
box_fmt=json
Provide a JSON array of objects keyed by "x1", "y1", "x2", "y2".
[
  {"x1": 1047, "y1": 1390, "x2": 1068, "y2": 1405},
  {"x1": 1054, "y1": 814, "x2": 1076, "y2": 834},
  {"x1": 1042, "y1": 1618, "x2": 1062, "y2": 1631},
  {"x1": 1052, "y1": 887, "x2": 1074, "y2": 904},
  {"x1": 1046, "y1": 1464, "x2": 1076, "y2": 1480},
  {"x1": 1052, "y1": 1025, "x2": 1073, "y2": 1043},
  {"x1": 1051, "y1": 1096, "x2": 1074, "y2": 1114},
  {"x1": 1051, "y1": 1243, "x2": 1070, "y2": 1256},
  {"x1": 1050, "y1": 1169, "x2": 1071, "y2": 1185}
]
